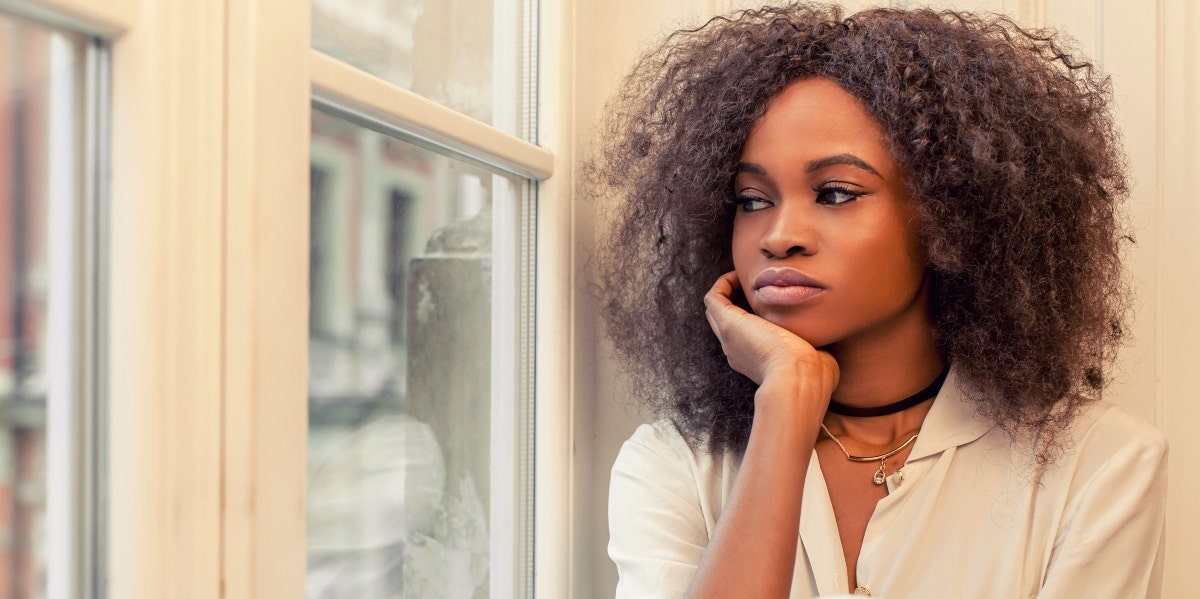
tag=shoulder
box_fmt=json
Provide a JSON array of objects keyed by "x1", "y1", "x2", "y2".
[
  {"x1": 1040, "y1": 400, "x2": 1168, "y2": 512},
  {"x1": 610, "y1": 420, "x2": 735, "y2": 489},
  {"x1": 1034, "y1": 402, "x2": 1169, "y2": 595},
  {"x1": 609, "y1": 420, "x2": 736, "y2": 597},
  {"x1": 1062, "y1": 401, "x2": 1168, "y2": 476},
  {"x1": 620, "y1": 419, "x2": 696, "y2": 462},
  {"x1": 609, "y1": 419, "x2": 742, "y2": 533}
]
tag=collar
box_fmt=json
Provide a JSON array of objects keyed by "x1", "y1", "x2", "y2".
[
  {"x1": 905, "y1": 365, "x2": 994, "y2": 462},
  {"x1": 797, "y1": 366, "x2": 994, "y2": 595}
]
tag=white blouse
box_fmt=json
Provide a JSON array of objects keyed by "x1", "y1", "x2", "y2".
[{"x1": 608, "y1": 370, "x2": 1168, "y2": 598}]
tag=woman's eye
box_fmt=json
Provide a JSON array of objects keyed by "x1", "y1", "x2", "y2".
[
  {"x1": 815, "y1": 186, "x2": 862, "y2": 205},
  {"x1": 736, "y1": 195, "x2": 773, "y2": 212}
]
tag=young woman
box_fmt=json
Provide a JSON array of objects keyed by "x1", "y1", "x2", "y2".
[{"x1": 592, "y1": 4, "x2": 1168, "y2": 598}]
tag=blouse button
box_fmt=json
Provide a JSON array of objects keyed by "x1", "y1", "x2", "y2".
[{"x1": 853, "y1": 587, "x2": 872, "y2": 595}]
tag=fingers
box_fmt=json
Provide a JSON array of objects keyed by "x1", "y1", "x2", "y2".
[
  {"x1": 704, "y1": 271, "x2": 744, "y2": 338},
  {"x1": 704, "y1": 270, "x2": 743, "y2": 312},
  {"x1": 710, "y1": 270, "x2": 742, "y2": 295},
  {"x1": 704, "y1": 272, "x2": 839, "y2": 396}
]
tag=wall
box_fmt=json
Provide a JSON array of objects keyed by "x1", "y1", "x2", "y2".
[
  {"x1": 570, "y1": 3, "x2": 721, "y2": 594},
  {"x1": 572, "y1": 0, "x2": 1200, "y2": 596}
]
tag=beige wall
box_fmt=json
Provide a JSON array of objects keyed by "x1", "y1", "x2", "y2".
[{"x1": 572, "y1": 0, "x2": 1200, "y2": 596}]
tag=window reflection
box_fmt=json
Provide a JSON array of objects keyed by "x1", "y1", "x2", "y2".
[
  {"x1": 308, "y1": 111, "x2": 525, "y2": 598},
  {"x1": 311, "y1": 0, "x2": 535, "y2": 139}
]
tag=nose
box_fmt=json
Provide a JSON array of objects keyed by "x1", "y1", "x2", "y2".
[{"x1": 759, "y1": 203, "x2": 817, "y2": 259}]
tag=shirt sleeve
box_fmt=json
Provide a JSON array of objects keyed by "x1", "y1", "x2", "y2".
[
  {"x1": 1038, "y1": 428, "x2": 1168, "y2": 599},
  {"x1": 608, "y1": 423, "x2": 710, "y2": 598}
]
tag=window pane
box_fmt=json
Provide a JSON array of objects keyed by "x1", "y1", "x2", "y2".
[
  {"x1": 0, "y1": 11, "x2": 90, "y2": 599},
  {"x1": 308, "y1": 110, "x2": 534, "y2": 598},
  {"x1": 311, "y1": 0, "x2": 536, "y2": 141}
]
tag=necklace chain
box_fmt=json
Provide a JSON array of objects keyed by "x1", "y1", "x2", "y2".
[
  {"x1": 820, "y1": 423, "x2": 918, "y2": 485},
  {"x1": 820, "y1": 423, "x2": 918, "y2": 461}
]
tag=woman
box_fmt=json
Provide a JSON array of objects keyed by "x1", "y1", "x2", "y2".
[{"x1": 593, "y1": 4, "x2": 1168, "y2": 598}]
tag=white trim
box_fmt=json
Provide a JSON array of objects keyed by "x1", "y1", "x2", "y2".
[
  {"x1": 1159, "y1": 0, "x2": 1200, "y2": 594},
  {"x1": 491, "y1": 1, "x2": 532, "y2": 593},
  {"x1": 535, "y1": 0, "x2": 575, "y2": 596},
  {"x1": 490, "y1": 174, "x2": 519, "y2": 598},
  {"x1": 0, "y1": 0, "x2": 133, "y2": 37},
  {"x1": 44, "y1": 28, "x2": 82, "y2": 599},
  {"x1": 107, "y1": 0, "x2": 226, "y2": 595},
  {"x1": 310, "y1": 50, "x2": 554, "y2": 181},
  {"x1": 222, "y1": 0, "x2": 310, "y2": 597}
]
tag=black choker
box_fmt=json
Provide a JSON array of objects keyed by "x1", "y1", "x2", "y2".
[{"x1": 827, "y1": 366, "x2": 950, "y2": 418}]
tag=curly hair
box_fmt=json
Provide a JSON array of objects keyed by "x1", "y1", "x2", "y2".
[{"x1": 589, "y1": 2, "x2": 1131, "y2": 457}]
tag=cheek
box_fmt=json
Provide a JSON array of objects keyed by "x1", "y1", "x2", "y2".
[
  {"x1": 843, "y1": 224, "x2": 925, "y2": 295},
  {"x1": 730, "y1": 237, "x2": 770, "y2": 314},
  {"x1": 733, "y1": 261, "x2": 759, "y2": 312},
  {"x1": 730, "y1": 222, "x2": 756, "y2": 286},
  {"x1": 869, "y1": 235, "x2": 926, "y2": 294},
  {"x1": 863, "y1": 203, "x2": 925, "y2": 271}
]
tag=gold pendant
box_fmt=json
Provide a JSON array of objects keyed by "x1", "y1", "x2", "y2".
[{"x1": 873, "y1": 459, "x2": 887, "y2": 485}]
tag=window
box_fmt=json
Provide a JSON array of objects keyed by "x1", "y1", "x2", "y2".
[
  {"x1": 312, "y1": 0, "x2": 536, "y2": 139},
  {"x1": 0, "y1": 9, "x2": 104, "y2": 599},
  {"x1": 306, "y1": 0, "x2": 541, "y2": 596},
  {"x1": 307, "y1": 111, "x2": 535, "y2": 598}
]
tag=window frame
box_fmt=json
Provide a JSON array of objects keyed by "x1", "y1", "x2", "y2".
[
  {"x1": 2, "y1": 0, "x2": 572, "y2": 597},
  {"x1": 5, "y1": 0, "x2": 1200, "y2": 597}
]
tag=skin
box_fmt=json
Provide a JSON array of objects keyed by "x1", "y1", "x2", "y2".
[{"x1": 695, "y1": 78, "x2": 946, "y2": 596}]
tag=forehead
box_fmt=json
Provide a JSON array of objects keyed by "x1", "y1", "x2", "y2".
[{"x1": 741, "y1": 78, "x2": 894, "y2": 171}]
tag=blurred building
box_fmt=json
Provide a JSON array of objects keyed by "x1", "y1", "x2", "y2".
[
  {"x1": 0, "y1": 16, "x2": 52, "y2": 599},
  {"x1": 308, "y1": 107, "x2": 500, "y2": 599}
]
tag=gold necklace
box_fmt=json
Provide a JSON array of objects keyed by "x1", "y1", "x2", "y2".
[{"x1": 820, "y1": 423, "x2": 918, "y2": 486}]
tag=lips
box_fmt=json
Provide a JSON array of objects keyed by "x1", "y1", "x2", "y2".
[
  {"x1": 752, "y1": 268, "x2": 825, "y2": 306},
  {"x1": 753, "y1": 268, "x2": 824, "y2": 290}
]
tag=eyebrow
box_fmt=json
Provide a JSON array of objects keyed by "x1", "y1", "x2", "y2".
[
  {"x1": 735, "y1": 163, "x2": 769, "y2": 175},
  {"x1": 806, "y1": 153, "x2": 882, "y2": 178},
  {"x1": 736, "y1": 153, "x2": 883, "y2": 179}
]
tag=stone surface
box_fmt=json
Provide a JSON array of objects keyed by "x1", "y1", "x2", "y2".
[{"x1": 406, "y1": 255, "x2": 492, "y2": 544}]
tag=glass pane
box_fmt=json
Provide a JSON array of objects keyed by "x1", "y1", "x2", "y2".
[
  {"x1": 307, "y1": 110, "x2": 534, "y2": 598},
  {"x1": 311, "y1": 0, "x2": 536, "y2": 140},
  {"x1": 0, "y1": 11, "x2": 89, "y2": 599}
]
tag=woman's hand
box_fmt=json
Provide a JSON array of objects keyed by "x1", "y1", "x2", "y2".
[
  {"x1": 684, "y1": 271, "x2": 839, "y2": 598},
  {"x1": 703, "y1": 271, "x2": 839, "y2": 392}
]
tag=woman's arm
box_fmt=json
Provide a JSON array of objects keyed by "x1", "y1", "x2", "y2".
[
  {"x1": 684, "y1": 272, "x2": 837, "y2": 597},
  {"x1": 608, "y1": 272, "x2": 835, "y2": 598},
  {"x1": 606, "y1": 377, "x2": 827, "y2": 598},
  {"x1": 682, "y1": 372, "x2": 828, "y2": 597}
]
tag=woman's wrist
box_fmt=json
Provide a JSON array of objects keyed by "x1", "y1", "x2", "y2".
[{"x1": 753, "y1": 372, "x2": 830, "y2": 433}]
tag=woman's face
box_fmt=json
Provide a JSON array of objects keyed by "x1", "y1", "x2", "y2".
[{"x1": 732, "y1": 77, "x2": 931, "y2": 350}]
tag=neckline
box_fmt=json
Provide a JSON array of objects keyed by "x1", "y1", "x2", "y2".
[{"x1": 826, "y1": 366, "x2": 950, "y2": 418}]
